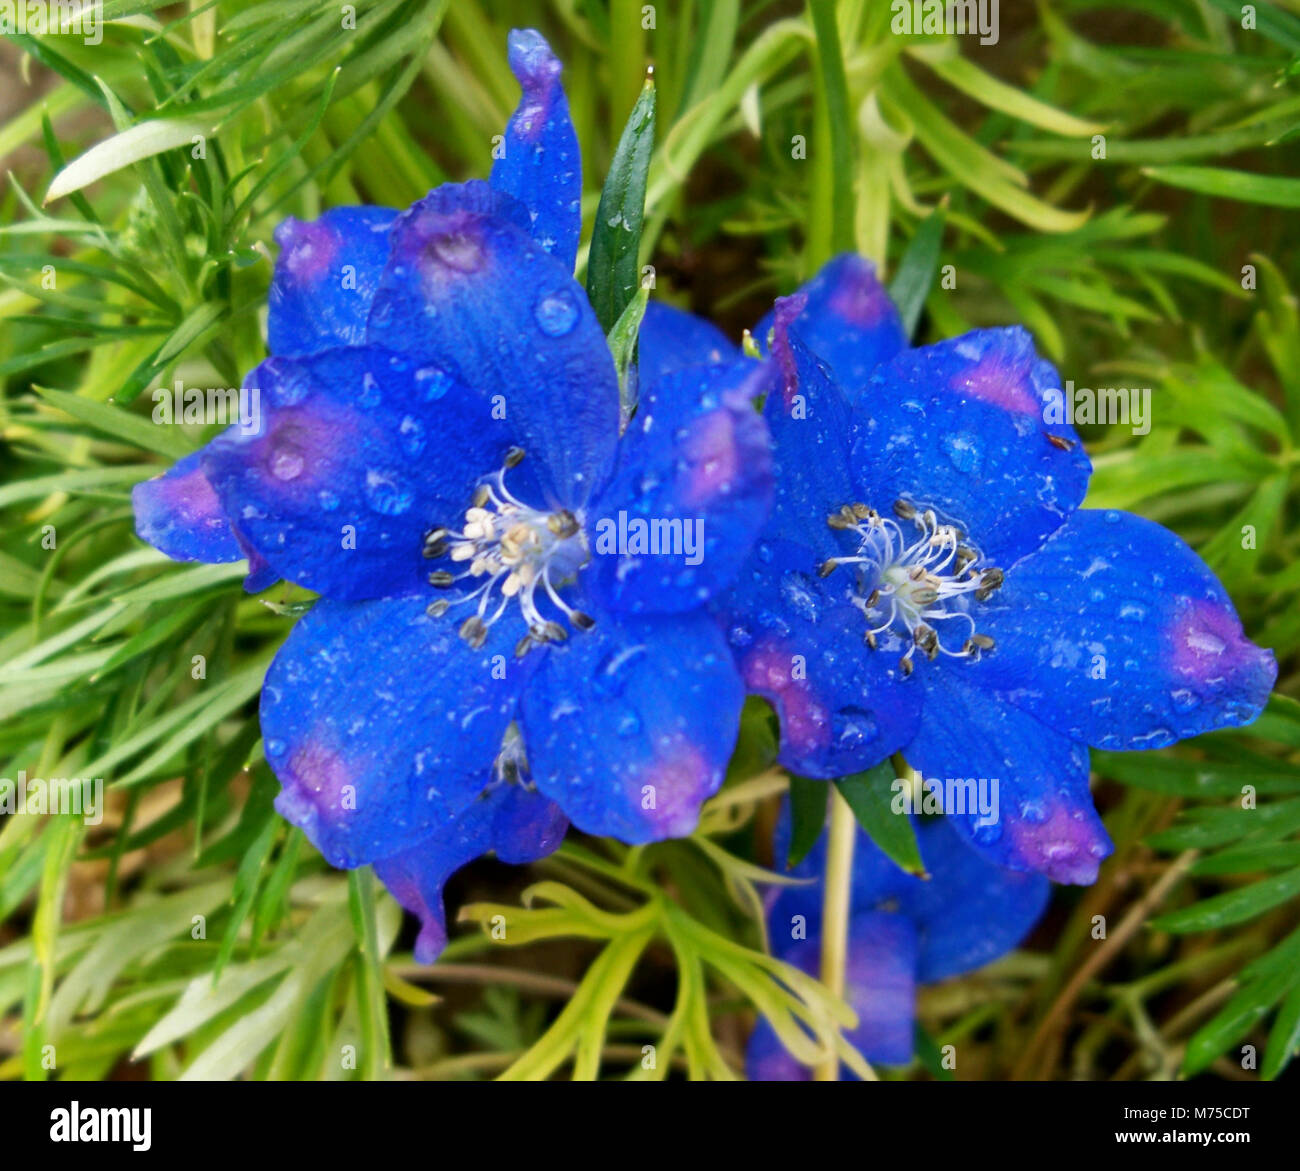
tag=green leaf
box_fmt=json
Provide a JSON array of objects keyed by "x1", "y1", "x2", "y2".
[
  {"x1": 587, "y1": 71, "x2": 656, "y2": 335},
  {"x1": 1182, "y1": 928, "x2": 1300, "y2": 1076},
  {"x1": 834, "y1": 763, "x2": 924, "y2": 876},
  {"x1": 1143, "y1": 166, "x2": 1300, "y2": 209},
  {"x1": 35, "y1": 387, "x2": 192, "y2": 460},
  {"x1": 889, "y1": 202, "x2": 947, "y2": 339},
  {"x1": 45, "y1": 117, "x2": 211, "y2": 203},
  {"x1": 1263, "y1": 981, "x2": 1300, "y2": 1080},
  {"x1": 786, "y1": 776, "x2": 829, "y2": 869},
  {"x1": 1152, "y1": 867, "x2": 1300, "y2": 934},
  {"x1": 808, "y1": 0, "x2": 855, "y2": 261},
  {"x1": 607, "y1": 285, "x2": 649, "y2": 427}
]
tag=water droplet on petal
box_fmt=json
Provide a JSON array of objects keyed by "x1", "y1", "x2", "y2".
[{"x1": 534, "y1": 287, "x2": 579, "y2": 337}]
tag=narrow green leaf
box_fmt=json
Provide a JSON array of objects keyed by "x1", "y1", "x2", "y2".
[
  {"x1": 1143, "y1": 166, "x2": 1300, "y2": 209},
  {"x1": 607, "y1": 285, "x2": 649, "y2": 428},
  {"x1": 889, "y1": 202, "x2": 947, "y2": 339},
  {"x1": 45, "y1": 117, "x2": 211, "y2": 203},
  {"x1": 786, "y1": 776, "x2": 828, "y2": 869},
  {"x1": 587, "y1": 70, "x2": 656, "y2": 335},
  {"x1": 834, "y1": 763, "x2": 924, "y2": 876},
  {"x1": 35, "y1": 387, "x2": 192, "y2": 460},
  {"x1": 1152, "y1": 866, "x2": 1300, "y2": 934}
]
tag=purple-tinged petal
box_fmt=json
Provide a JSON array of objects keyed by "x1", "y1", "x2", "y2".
[
  {"x1": 490, "y1": 29, "x2": 581, "y2": 272},
  {"x1": 637, "y1": 301, "x2": 736, "y2": 392},
  {"x1": 722, "y1": 538, "x2": 923, "y2": 779},
  {"x1": 849, "y1": 327, "x2": 1092, "y2": 566},
  {"x1": 975, "y1": 509, "x2": 1276, "y2": 750},
  {"x1": 375, "y1": 782, "x2": 567, "y2": 963},
  {"x1": 904, "y1": 666, "x2": 1112, "y2": 885},
  {"x1": 519, "y1": 606, "x2": 742, "y2": 842},
  {"x1": 269, "y1": 206, "x2": 398, "y2": 357},
  {"x1": 205, "y1": 346, "x2": 519, "y2": 602},
  {"x1": 133, "y1": 447, "x2": 242, "y2": 564},
  {"x1": 586, "y1": 358, "x2": 774, "y2": 614},
  {"x1": 367, "y1": 181, "x2": 618, "y2": 507},
  {"x1": 752, "y1": 254, "x2": 907, "y2": 404},
  {"x1": 262, "y1": 595, "x2": 535, "y2": 868}
]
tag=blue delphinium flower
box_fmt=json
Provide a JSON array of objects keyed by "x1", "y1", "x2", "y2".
[
  {"x1": 712, "y1": 265, "x2": 1276, "y2": 885},
  {"x1": 131, "y1": 30, "x2": 775, "y2": 961},
  {"x1": 748, "y1": 804, "x2": 1049, "y2": 1078}
]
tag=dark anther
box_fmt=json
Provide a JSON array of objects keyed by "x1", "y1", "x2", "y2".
[
  {"x1": 547, "y1": 510, "x2": 580, "y2": 538},
  {"x1": 893, "y1": 499, "x2": 916, "y2": 521},
  {"x1": 428, "y1": 571, "x2": 455, "y2": 587},
  {"x1": 426, "y1": 599, "x2": 450, "y2": 618},
  {"x1": 571, "y1": 611, "x2": 596, "y2": 632},
  {"x1": 1046, "y1": 433, "x2": 1076, "y2": 451},
  {"x1": 472, "y1": 483, "x2": 491, "y2": 508},
  {"x1": 899, "y1": 656, "x2": 914, "y2": 678},
  {"x1": 864, "y1": 630, "x2": 877, "y2": 650},
  {"x1": 504, "y1": 445, "x2": 526, "y2": 468},
  {"x1": 460, "y1": 616, "x2": 488, "y2": 648},
  {"x1": 817, "y1": 559, "x2": 838, "y2": 578}
]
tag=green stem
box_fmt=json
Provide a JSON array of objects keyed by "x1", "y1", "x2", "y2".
[{"x1": 815, "y1": 784, "x2": 857, "y2": 1080}]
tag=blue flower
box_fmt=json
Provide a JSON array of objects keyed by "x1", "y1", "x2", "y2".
[
  {"x1": 748, "y1": 804, "x2": 1049, "y2": 1077},
  {"x1": 717, "y1": 258, "x2": 1276, "y2": 884},
  {"x1": 132, "y1": 30, "x2": 775, "y2": 961}
]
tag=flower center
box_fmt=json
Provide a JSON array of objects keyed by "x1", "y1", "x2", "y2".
[
  {"x1": 422, "y1": 448, "x2": 592, "y2": 654},
  {"x1": 820, "y1": 499, "x2": 1002, "y2": 677}
]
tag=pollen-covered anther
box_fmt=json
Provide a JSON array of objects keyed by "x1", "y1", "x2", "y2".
[{"x1": 422, "y1": 451, "x2": 591, "y2": 645}]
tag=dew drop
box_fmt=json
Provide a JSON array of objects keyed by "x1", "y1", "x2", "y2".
[{"x1": 534, "y1": 287, "x2": 579, "y2": 337}]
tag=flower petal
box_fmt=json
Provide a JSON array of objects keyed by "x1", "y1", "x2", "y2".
[
  {"x1": 268, "y1": 206, "x2": 398, "y2": 356},
  {"x1": 753, "y1": 913, "x2": 919, "y2": 1072},
  {"x1": 375, "y1": 783, "x2": 567, "y2": 963},
  {"x1": 976, "y1": 508, "x2": 1277, "y2": 750},
  {"x1": 760, "y1": 297, "x2": 859, "y2": 556},
  {"x1": 367, "y1": 180, "x2": 618, "y2": 506},
  {"x1": 205, "y1": 346, "x2": 517, "y2": 602},
  {"x1": 133, "y1": 447, "x2": 243, "y2": 564},
  {"x1": 904, "y1": 666, "x2": 1112, "y2": 884},
  {"x1": 585, "y1": 358, "x2": 773, "y2": 614},
  {"x1": 262, "y1": 595, "x2": 533, "y2": 867},
  {"x1": 519, "y1": 606, "x2": 742, "y2": 842},
  {"x1": 752, "y1": 254, "x2": 907, "y2": 403},
  {"x1": 896, "y1": 818, "x2": 1049, "y2": 982},
  {"x1": 637, "y1": 300, "x2": 735, "y2": 392},
  {"x1": 490, "y1": 29, "x2": 581, "y2": 272},
  {"x1": 849, "y1": 327, "x2": 1092, "y2": 566},
  {"x1": 722, "y1": 537, "x2": 923, "y2": 779}
]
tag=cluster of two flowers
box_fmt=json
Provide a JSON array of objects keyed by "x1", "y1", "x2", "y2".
[{"x1": 131, "y1": 30, "x2": 1276, "y2": 1076}]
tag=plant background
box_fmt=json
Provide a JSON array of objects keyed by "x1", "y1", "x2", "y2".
[{"x1": 1, "y1": 0, "x2": 1298, "y2": 1081}]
